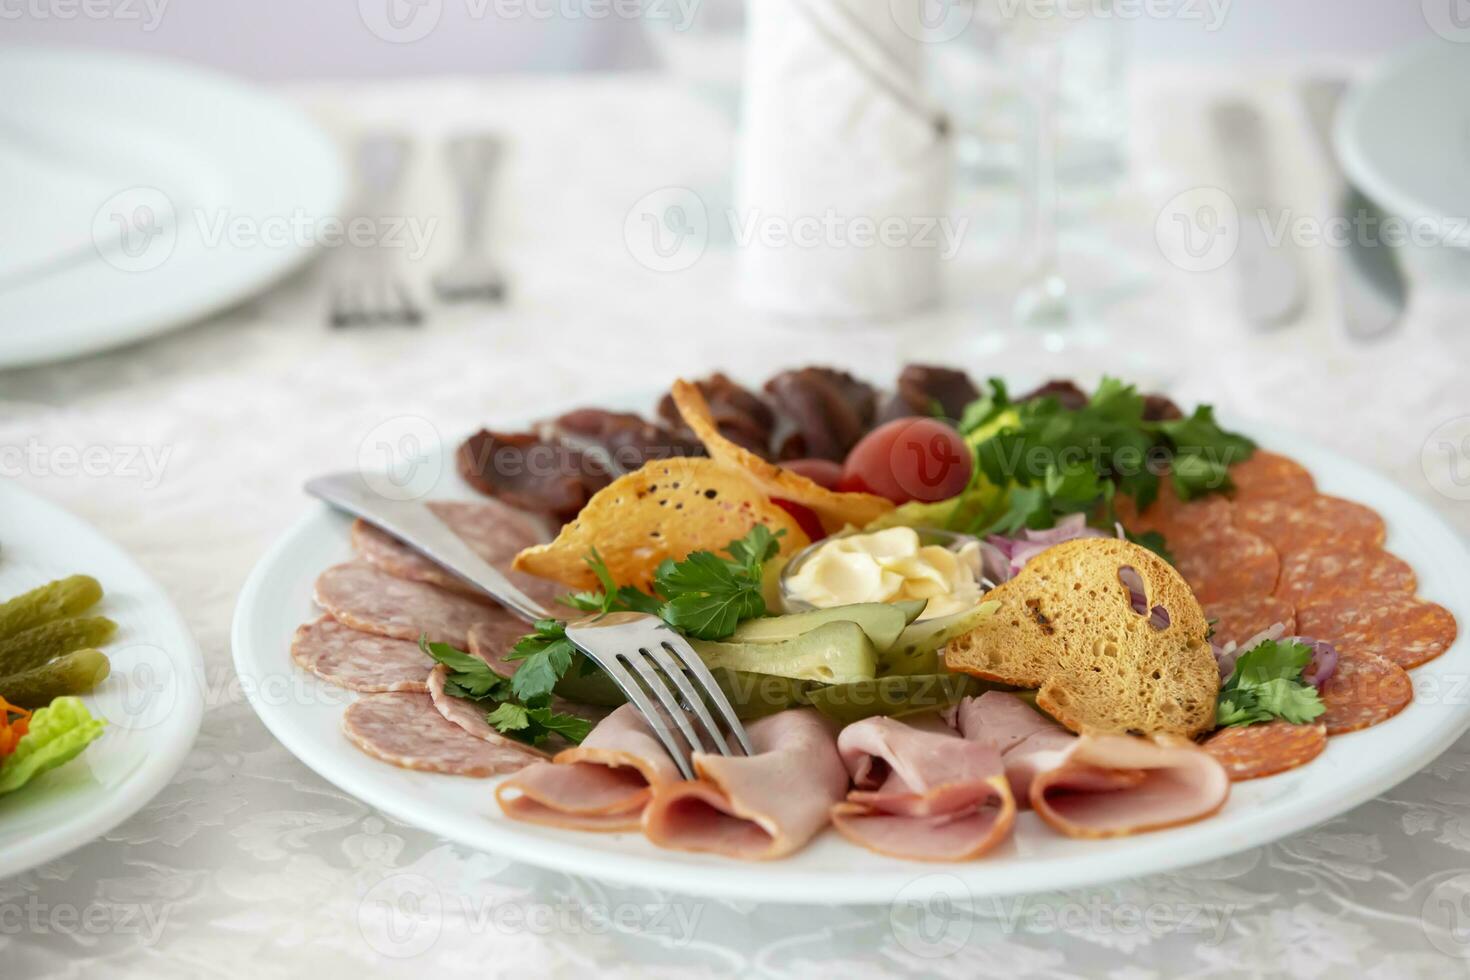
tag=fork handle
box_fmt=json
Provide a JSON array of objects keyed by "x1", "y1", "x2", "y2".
[{"x1": 306, "y1": 472, "x2": 550, "y2": 625}]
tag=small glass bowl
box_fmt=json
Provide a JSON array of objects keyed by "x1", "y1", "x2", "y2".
[{"x1": 777, "y1": 526, "x2": 982, "y2": 614}]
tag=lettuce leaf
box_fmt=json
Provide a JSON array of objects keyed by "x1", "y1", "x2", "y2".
[{"x1": 0, "y1": 697, "x2": 105, "y2": 795}]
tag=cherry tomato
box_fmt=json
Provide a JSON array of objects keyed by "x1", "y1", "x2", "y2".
[
  {"x1": 839, "y1": 417, "x2": 973, "y2": 504},
  {"x1": 772, "y1": 498, "x2": 826, "y2": 541},
  {"x1": 781, "y1": 458, "x2": 844, "y2": 490}
]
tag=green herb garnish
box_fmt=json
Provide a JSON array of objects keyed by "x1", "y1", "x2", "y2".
[{"x1": 1215, "y1": 639, "x2": 1325, "y2": 728}]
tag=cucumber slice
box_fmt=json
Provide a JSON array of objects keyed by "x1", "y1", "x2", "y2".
[
  {"x1": 691, "y1": 621, "x2": 877, "y2": 684},
  {"x1": 731, "y1": 602, "x2": 911, "y2": 650},
  {"x1": 881, "y1": 600, "x2": 1000, "y2": 676},
  {"x1": 804, "y1": 673, "x2": 985, "y2": 725}
]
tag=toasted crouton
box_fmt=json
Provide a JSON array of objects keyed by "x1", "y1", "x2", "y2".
[{"x1": 944, "y1": 538, "x2": 1218, "y2": 738}]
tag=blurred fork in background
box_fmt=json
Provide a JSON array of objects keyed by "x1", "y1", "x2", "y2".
[
  {"x1": 329, "y1": 132, "x2": 424, "y2": 328},
  {"x1": 433, "y1": 133, "x2": 508, "y2": 304}
]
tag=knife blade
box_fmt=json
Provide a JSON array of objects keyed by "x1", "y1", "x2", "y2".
[
  {"x1": 1210, "y1": 101, "x2": 1306, "y2": 328},
  {"x1": 1301, "y1": 78, "x2": 1408, "y2": 342}
]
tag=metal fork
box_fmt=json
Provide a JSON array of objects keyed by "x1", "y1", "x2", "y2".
[
  {"x1": 304, "y1": 472, "x2": 752, "y2": 778},
  {"x1": 329, "y1": 133, "x2": 424, "y2": 328}
]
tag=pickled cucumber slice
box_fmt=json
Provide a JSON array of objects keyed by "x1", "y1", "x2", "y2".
[
  {"x1": 804, "y1": 673, "x2": 991, "y2": 725},
  {"x1": 691, "y1": 622, "x2": 877, "y2": 684},
  {"x1": 880, "y1": 600, "x2": 1000, "y2": 676},
  {"x1": 0, "y1": 617, "x2": 117, "y2": 676},
  {"x1": 0, "y1": 649, "x2": 111, "y2": 708},
  {"x1": 729, "y1": 601, "x2": 922, "y2": 651},
  {"x1": 0, "y1": 576, "x2": 103, "y2": 642}
]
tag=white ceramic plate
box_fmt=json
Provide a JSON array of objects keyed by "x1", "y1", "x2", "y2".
[
  {"x1": 0, "y1": 480, "x2": 205, "y2": 878},
  {"x1": 232, "y1": 421, "x2": 1470, "y2": 905},
  {"x1": 0, "y1": 47, "x2": 345, "y2": 368},
  {"x1": 1337, "y1": 42, "x2": 1470, "y2": 248}
]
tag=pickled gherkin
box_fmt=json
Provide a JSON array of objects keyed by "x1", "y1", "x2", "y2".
[
  {"x1": 0, "y1": 576, "x2": 103, "y2": 642},
  {"x1": 0, "y1": 649, "x2": 111, "y2": 708},
  {"x1": 0, "y1": 616, "x2": 117, "y2": 676}
]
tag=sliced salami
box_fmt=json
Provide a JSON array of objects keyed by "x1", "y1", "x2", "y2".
[
  {"x1": 427, "y1": 663, "x2": 552, "y2": 758},
  {"x1": 1234, "y1": 495, "x2": 1386, "y2": 554},
  {"x1": 315, "y1": 561, "x2": 503, "y2": 647},
  {"x1": 1203, "y1": 721, "x2": 1326, "y2": 780},
  {"x1": 1203, "y1": 595, "x2": 1297, "y2": 648},
  {"x1": 290, "y1": 616, "x2": 430, "y2": 692},
  {"x1": 1170, "y1": 526, "x2": 1280, "y2": 603},
  {"x1": 1297, "y1": 593, "x2": 1457, "y2": 669},
  {"x1": 1115, "y1": 481, "x2": 1232, "y2": 539},
  {"x1": 467, "y1": 615, "x2": 537, "y2": 675},
  {"x1": 1228, "y1": 450, "x2": 1316, "y2": 504},
  {"x1": 1275, "y1": 545, "x2": 1417, "y2": 606},
  {"x1": 1318, "y1": 650, "x2": 1413, "y2": 735},
  {"x1": 352, "y1": 500, "x2": 564, "y2": 609},
  {"x1": 341, "y1": 692, "x2": 541, "y2": 776}
]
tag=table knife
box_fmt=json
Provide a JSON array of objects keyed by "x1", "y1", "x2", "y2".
[
  {"x1": 1210, "y1": 101, "x2": 1306, "y2": 328},
  {"x1": 1301, "y1": 79, "x2": 1408, "y2": 342}
]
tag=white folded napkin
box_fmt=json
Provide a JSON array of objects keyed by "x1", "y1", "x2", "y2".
[{"x1": 734, "y1": 0, "x2": 952, "y2": 319}]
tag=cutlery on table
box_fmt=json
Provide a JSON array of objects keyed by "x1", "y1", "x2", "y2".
[
  {"x1": 1210, "y1": 101, "x2": 1306, "y2": 329},
  {"x1": 304, "y1": 472, "x2": 752, "y2": 779},
  {"x1": 329, "y1": 133, "x2": 424, "y2": 328},
  {"x1": 433, "y1": 133, "x2": 508, "y2": 304},
  {"x1": 1301, "y1": 79, "x2": 1408, "y2": 343}
]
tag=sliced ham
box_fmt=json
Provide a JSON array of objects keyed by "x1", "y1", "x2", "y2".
[
  {"x1": 495, "y1": 705, "x2": 681, "y2": 832},
  {"x1": 643, "y1": 709, "x2": 846, "y2": 860},
  {"x1": 958, "y1": 692, "x2": 1230, "y2": 839},
  {"x1": 829, "y1": 715, "x2": 1015, "y2": 862}
]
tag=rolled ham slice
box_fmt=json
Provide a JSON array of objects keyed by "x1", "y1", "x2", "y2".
[
  {"x1": 959, "y1": 692, "x2": 1229, "y2": 839},
  {"x1": 829, "y1": 715, "x2": 1015, "y2": 862},
  {"x1": 643, "y1": 709, "x2": 845, "y2": 860},
  {"x1": 495, "y1": 705, "x2": 681, "y2": 832}
]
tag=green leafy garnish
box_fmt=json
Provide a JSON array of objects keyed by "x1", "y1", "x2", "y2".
[
  {"x1": 506, "y1": 620, "x2": 577, "y2": 705},
  {"x1": 0, "y1": 697, "x2": 105, "y2": 795},
  {"x1": 484, "y1": 703, "x2": 593, "y2": 746},
  {"x1": 562, "y1": 548, "x2": 662, "y2": 617},
  {"x1": 419, "y1": 635, "x2": 591, "y2": 747},
  {"x1": 1215, "y1": 639, "x2": 1325, "y2": 728}
]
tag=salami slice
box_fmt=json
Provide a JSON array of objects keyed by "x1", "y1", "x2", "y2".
[
  {"x1": 1203, "y1": 721, "x2": 1326, "y2": 780},
  {"x1": 427, "y1": 664, "x2": 552, "y2": 758},
  {"x1": 468, "y1": 615, "x2": 538, "y2": 675},
  {"x1": 1115, "y1": 481, "x2": 1232, "y2": 540},
  {"x1": 1297, "y1": 593, "x2": 1457, "y2": 669},
  {"x1": 352, "y1": 500, "x2": 563, "y2": 608},
  {"x1": 315, "y1": 561, "x2": 503, "y2": 647},
  {"x1": 1318, "y1": 650, "x2": 1413, "y2": 735},
  {"x1": 1203, "y1": 595, "x2": 1297, "y2": 648},
  {"x1": 342, "y1": 692, "x2": 542, "y2": 776},
  {"x1": 1234, "y1": 495, "x2": 1386, "y2": 554},
  {"x1": 1169, "y1": 526, "x2": 1280, "y2": 603},
  {"x1": 1275, "y1": 545, "x2": 1417, "y2": 606},
  {"x1": 1228, "y1": 450, "x2": 1316, "y2": 504},
  {"x1": 290, "y1": 616, "x2": 430, "y2": 692}
]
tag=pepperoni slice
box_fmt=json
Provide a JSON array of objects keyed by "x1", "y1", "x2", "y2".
[
  {"x1": 290, "y1": 616, "x2": 430, "y2": 692},
  {"x1": 1203, "y1": 595, "x2": 1297, "y2": 648},
  {"x1": 342, "y1": 692, "x2": 542, "y2": 776},
  {"x1": 1318, "y1": 651, "x2": 1413, "y2": 735},
  {"x1": 1297, "y1": 593, "x2": 1458, "y2": 669},
  {"x1": 1115, "y1": 481, "x2": 1233, "y2": 539},
  {"x1": 1275, "y1": 545, "x2": 1417, "y2": 606},
  {"x1": 1203, "y1": 721, "x2": 1326, "y2": 780},
  {"x1": 1169, "y1": 526, "x2": 1280, "y2": 603},
  {"x1": 1228, "y1": 450, "x2": 1316, "y2": 504},
  {"x1": 1233, "y1": 495, "x2": 1387, "y2": 554}
]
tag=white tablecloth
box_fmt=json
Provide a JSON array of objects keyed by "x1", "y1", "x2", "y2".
[{"x1": 3, "y1": 70, "x2": 1470, "y2": 979}]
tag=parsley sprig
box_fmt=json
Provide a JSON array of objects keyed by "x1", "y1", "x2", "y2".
[
  {"x1": 419, "y1": 636, "x2": 593, "y2": 746},
  {"x1": 961, "y1": 376, "x2": 1251, "y2": 559},
  {"x1": 1215, "y1": 639, "x2": 1326, "y2": 728}
]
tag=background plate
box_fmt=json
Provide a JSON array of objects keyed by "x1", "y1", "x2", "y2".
[
  {"x1": 232, "y1": 405, "x2": 1470, "y2": 905},
  {"x1": 0, "y1": 480, "x2": 205, "y2": 878}
]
